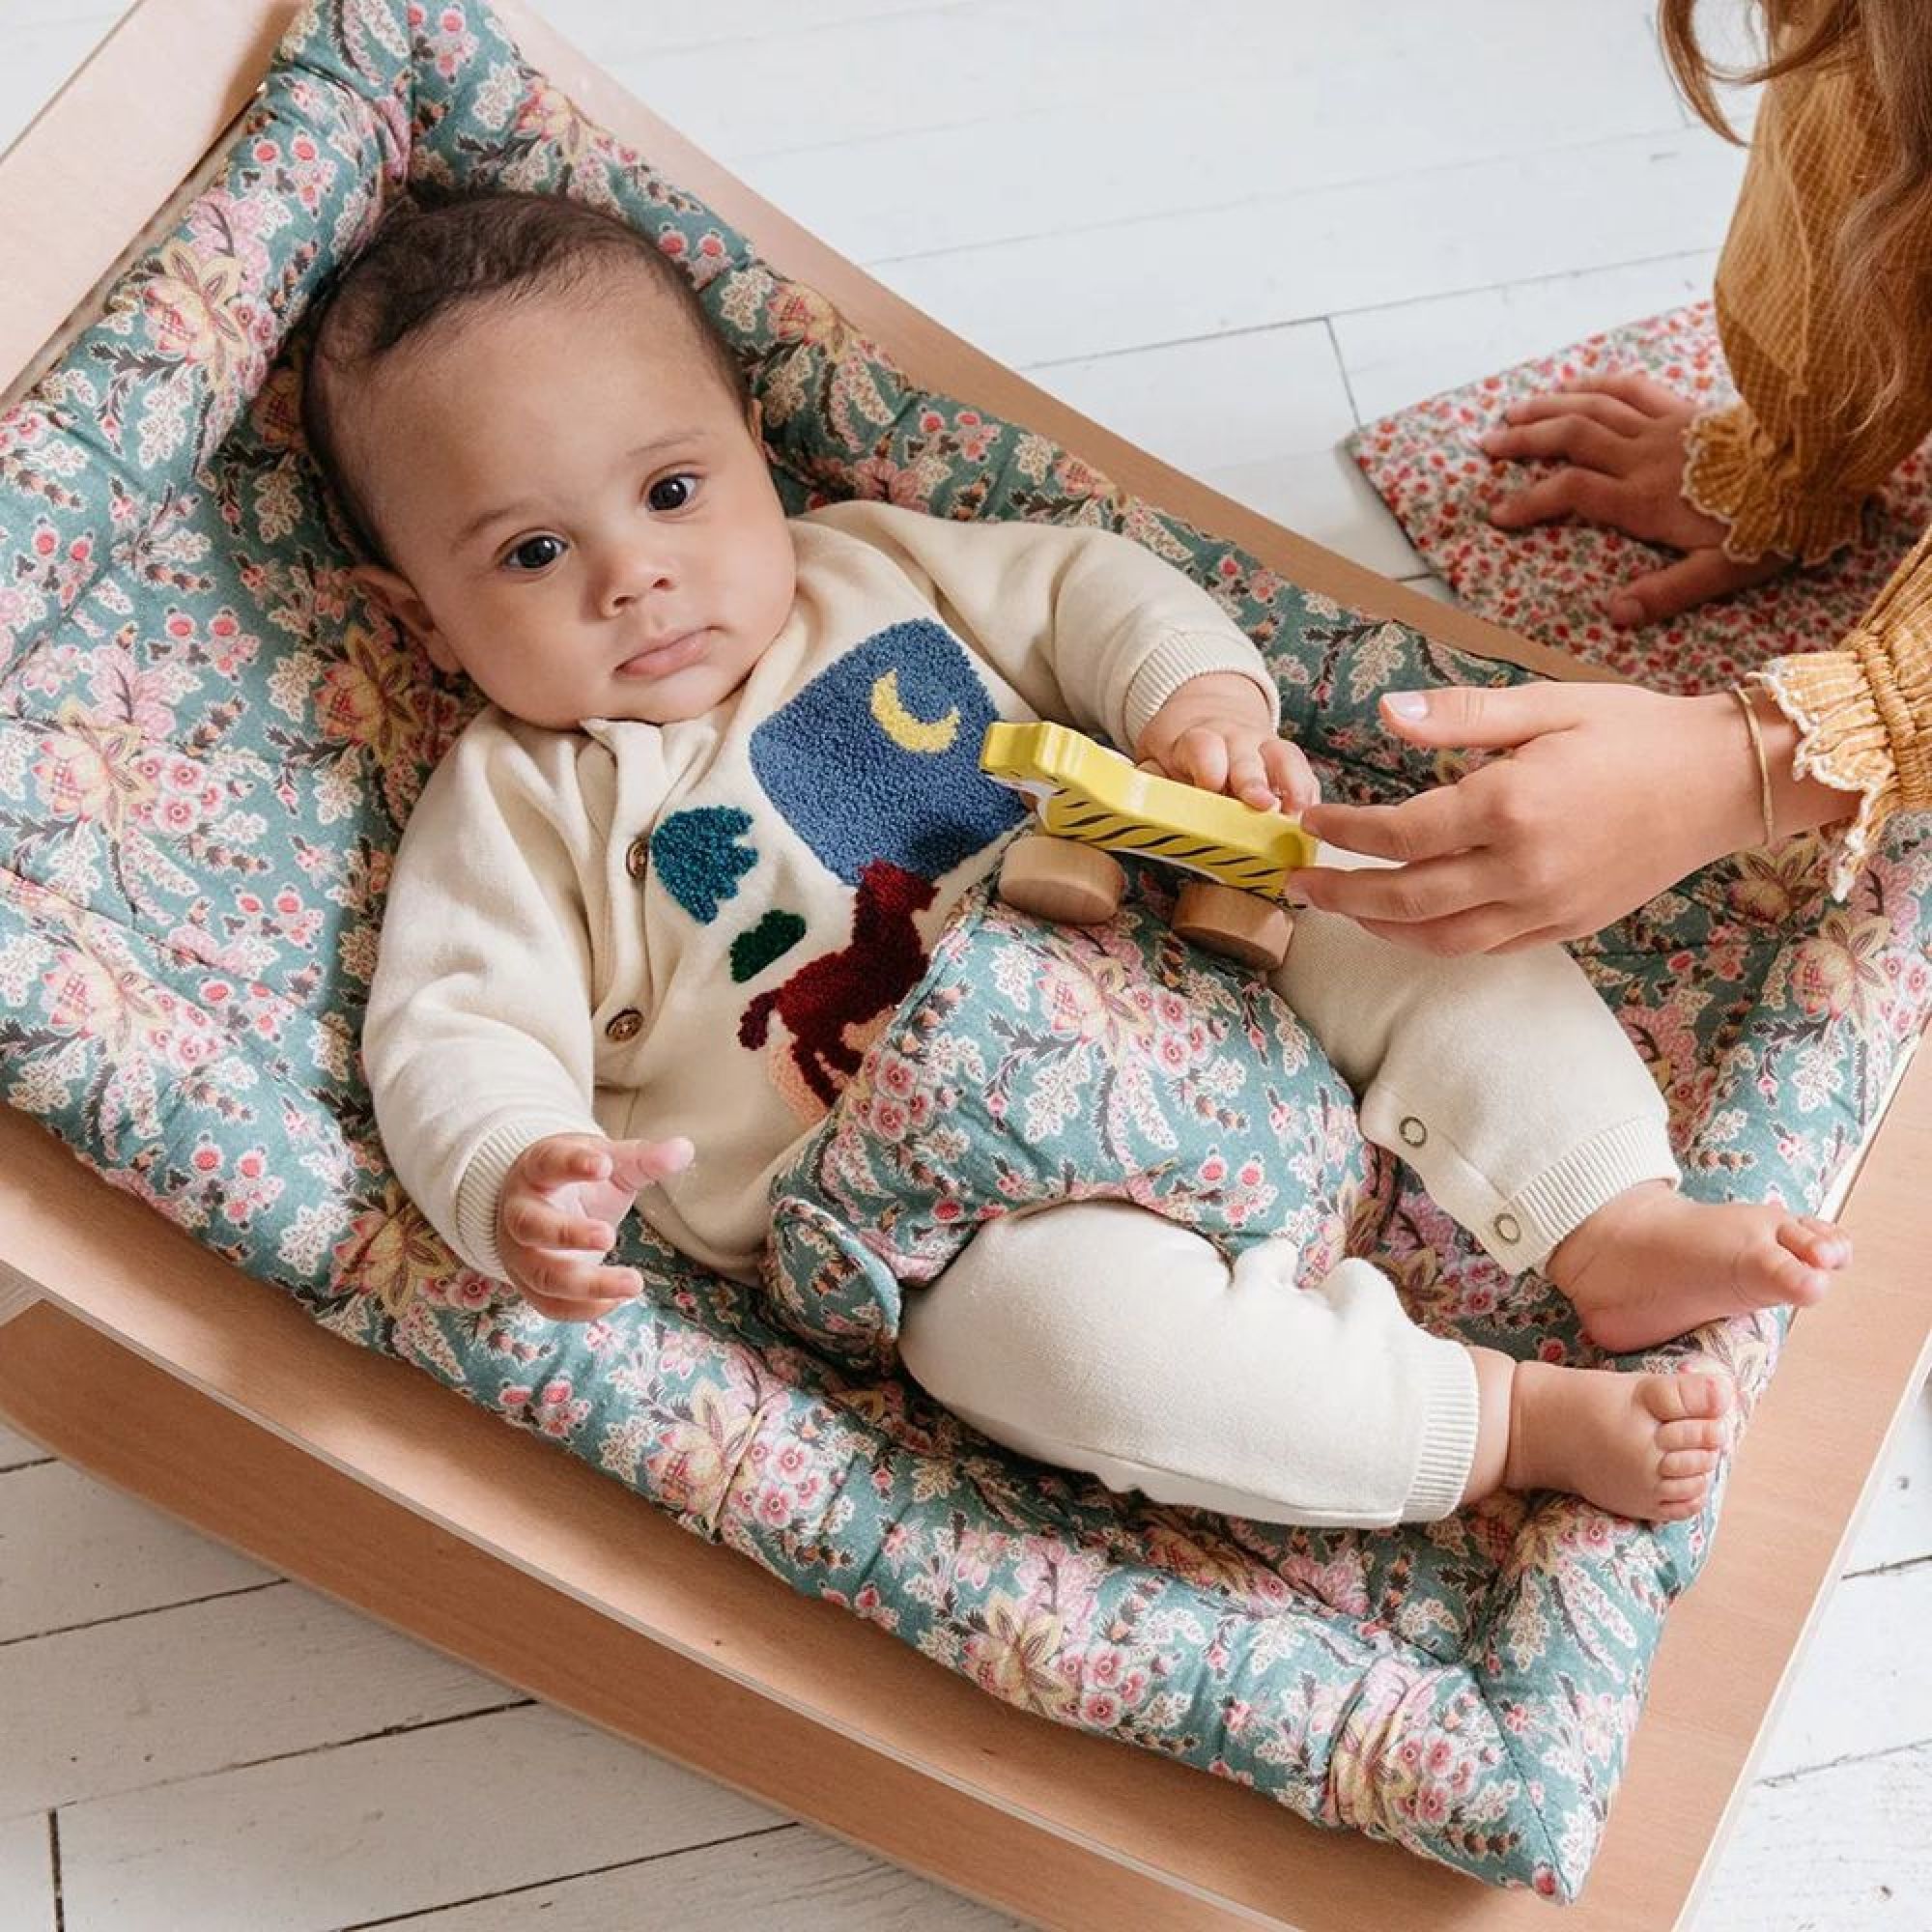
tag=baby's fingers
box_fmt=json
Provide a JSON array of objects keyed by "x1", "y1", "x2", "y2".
[
  {"x1": 501, "y1": 1195, "x2": 614, "y2": 1253},
  {"x1": 521, "y1": 1133, "x2": 613, "y2": 1188},
  {"x1": 1225, "y1": 740, "x2": 1276, "y2": 809},
  {"x1": 1262, "y1": 737, "x2": 1319, "y2": 812},
  {"x1": 517, "y1": 1251, "x2": 643, "y2": 1321},
  {"x1": 1169, "y1": 727, "x2": 1231, "y2": 797},
  {"x1": 606, "y1": 1134, "x2": 696, "y2": 1194}
]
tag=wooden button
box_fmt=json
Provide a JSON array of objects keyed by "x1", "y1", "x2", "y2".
[
  {"x1": 625, "y1": 835, "x2": 649, "y2": 881},
  {"x1": 1492, "y1": 1212, "x2": 1521, "y2": 1244},
  {"x1": 1399, "y1": 1116, "x2": 1428, "y2": 1148},
  {"x1": 605, "y1": 1008, "x2": 643, "y2": 1042}
]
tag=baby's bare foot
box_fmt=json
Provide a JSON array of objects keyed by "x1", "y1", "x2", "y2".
[
  {"x1": 1505, "y1": 1356, "x2": 1734, "y2": 1522},
  {"x1": 1547, "y1": 1181, "x2": 1849, "y2": 1353}
]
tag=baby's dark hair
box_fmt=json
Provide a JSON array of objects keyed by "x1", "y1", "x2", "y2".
[{"x1": 300, "y1": 187, "x2": 750, "y2": 562}]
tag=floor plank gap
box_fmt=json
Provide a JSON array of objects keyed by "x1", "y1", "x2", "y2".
[
  {"x1": 0, "y1": 1578, "x2": 284, "y2": 1651},
  {"x1": 858, "y1": 120, "x2": 1704, "y2": 270},
  {"x1": 1842, "y1": 1549, "x2": 1931, "y2": 1583},
  {"x1": 1759, "y1": 1735, "x2": 1932, "y2": 1792},
  {"x1": 48, "y1": 1808, "x2": 65, "y2": 1932},
  {"x1": 1322, "y1": 316, "x2": 1365, "y2": 431},
  {"x1": 1323, "y1": 241, "x2": 1726, "y2": 327},
  {"x1": 332, "y1": 1822, "x2": 803, "y2": 1929}
]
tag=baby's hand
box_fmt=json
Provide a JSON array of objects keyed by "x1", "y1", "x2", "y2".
[
  {"x1": 1137, "y1": 672, "x2": 1318, "y2": 811},
  {"x1": 497, "y1": 1131, "x2": 695, "y2": 1321}
]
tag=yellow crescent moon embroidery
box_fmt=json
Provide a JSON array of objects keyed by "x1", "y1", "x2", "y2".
[{"x1": 868, "y1": 668, "x2": 960, "y2": 753}]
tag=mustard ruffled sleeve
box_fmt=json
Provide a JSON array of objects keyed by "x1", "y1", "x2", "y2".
[{"x1": 1748, "y1": 526, "x2": 1932, "y2": 895}]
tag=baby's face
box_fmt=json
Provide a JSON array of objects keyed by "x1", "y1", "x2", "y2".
[{"x1": 344, "y1": 263, "x2": 796, "y2": 727}]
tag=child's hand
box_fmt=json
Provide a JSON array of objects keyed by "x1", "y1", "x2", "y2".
[
  {"x1": 497, "y1": 1131, "x2": 695, "y2": 1321},
  {"x1": 1137, "y1": 673, "x2": 1317, "y2": 811}
]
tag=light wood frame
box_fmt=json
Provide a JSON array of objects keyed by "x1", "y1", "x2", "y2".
[{"x1": 2, "y1": 4, "x2": 1927, "y2": 1925}]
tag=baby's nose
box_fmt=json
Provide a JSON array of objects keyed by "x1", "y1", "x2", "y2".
[{"x1": 600, "y1": 544, "x2": 675, "y2": 611}]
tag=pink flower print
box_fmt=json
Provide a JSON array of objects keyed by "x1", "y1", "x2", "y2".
[
  {"x1": 1787, "y1": 912, "x2": 1891, "y2": 1028},
  {"x1": 33, "y1": 701, "x2": 155, "y2": 832},
  {"x1": 142, "y1": 238, "x2": 253, "y2": 385},
  {"x1": 1052, "y1": 453, "x2": 1106, "y2": 498},
  {"x1": 41, "y1": 942, "x2": 218, "y2": 1072},
  {"x1": 1040, "y1": 953, "x2": 1156, "y2": 1054},
  {"x1": 502, "y1": 1377, "x2": 589, "y2": 1439},
  {"x1": 851, "y1": 455, "x2": 926, "y2": 507},
  {"x1": 219, "y1": 1146, "x2": 283, "y2": 1229}
]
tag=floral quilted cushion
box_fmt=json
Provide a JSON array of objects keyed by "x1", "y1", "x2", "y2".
[
  {"x1": 6, "y1": 0, "x2": 1932, "y2": 1902},
  {"x1": 1347, "y1": 300, "x2": 1932, "y2": 691},
  {"x1": 765, "y1": 870, "x2": 1365, "y2": 1370}
]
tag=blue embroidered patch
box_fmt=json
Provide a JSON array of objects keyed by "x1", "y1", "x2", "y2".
[
  {"x1": 651, "y1": 807, "x2": 758, "y2": 923},
  {"x1": 749, "y1": 619, "x2": 1024, "y2": 887}
]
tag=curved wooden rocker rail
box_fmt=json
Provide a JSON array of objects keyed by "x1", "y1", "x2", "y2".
[{"x1": 2, "y1": 4, "x2": 1927, "y2": 1924}]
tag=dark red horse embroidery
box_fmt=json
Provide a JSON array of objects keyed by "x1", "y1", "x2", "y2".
[{"x1": 738, "y1": 859, "x2": 938, "y2": 1108}]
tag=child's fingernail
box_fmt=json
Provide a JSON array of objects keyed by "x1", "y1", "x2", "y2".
[
  {"x1": 1608, "y1": 593, "x2": 1643, "y2": 628},
  {"x1": 1383, "y1": 692, "x2": 1429, "y2": 721},
  {"x1": 1477, "y1": 431, "x2": 1502, "y2": 452}
]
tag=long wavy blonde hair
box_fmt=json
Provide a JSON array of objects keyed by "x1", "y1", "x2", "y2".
[{"x1": 1660, "y1": 0, "x2": 1932, "y2": 420}]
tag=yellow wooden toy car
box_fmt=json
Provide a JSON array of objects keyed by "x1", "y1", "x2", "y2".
[{"x1": 980, "y1": 720, "x2": 1319, "y2": 969}]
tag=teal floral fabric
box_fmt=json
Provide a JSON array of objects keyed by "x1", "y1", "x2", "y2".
[
  {"x1": 5, "y1": 0, "x2": 1932, "y2": 1900},
  {"x1": 765, "y1": 871, "x2": 1366, "y2": 1372}
]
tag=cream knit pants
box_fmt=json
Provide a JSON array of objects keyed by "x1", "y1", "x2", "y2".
[{"x1": 897, "y1": 879, "x2": 1676, "y2": 1527}]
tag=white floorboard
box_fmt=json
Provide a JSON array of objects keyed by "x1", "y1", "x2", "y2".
[
  {"x1": 0, "y1": 1462, "x2": 272, "y2": 1645},
  {"x1": 54, "y1": 1704, "x2": 783, "y2": 1932},
  {"x1": 1332, "y1": 249, "x2": 1725, "y2": 425},
  {"x1": 2, "y1": 3, "x2": 1927, "y2": 1927},
  {"x1": 359, "y1": 1830, "x2": 1028, "y2": 1932},
  {"x1": 0, "y1": 1585, "x2": 513, "y2": 1816},
  {"x1": 0, "y1": 1813, "x2": 56, "y2": 1932}
]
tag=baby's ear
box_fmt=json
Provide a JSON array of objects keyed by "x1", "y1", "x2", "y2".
[{"x1": 351, "y1": 562, "x2": 458, "y2": 673}]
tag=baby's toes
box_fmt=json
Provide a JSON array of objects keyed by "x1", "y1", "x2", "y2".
[
  {"x1": 1756, "y1": 1224, "x2": 1834, "y2": 1306},
  {"x1": 1658, "y1": 1445, "x2": 1719, "y2": 1481},
  {"x1": 1658, "y1": 1471, "x2": 1713, "y2": 1504},
  {"x1": 1644, "y1": 1368, "x2": 1734, "y2": 1427},
  {"x1": 1652, "y1": 1492, "x2": 1709, "y2": 1522},
  {"x1": 1786, "y1": 1214, "x2": 1853, "y2": 1270},
  {"x1": 1657, "y1": 1413, "x2": 1728, "y2": 1456}
]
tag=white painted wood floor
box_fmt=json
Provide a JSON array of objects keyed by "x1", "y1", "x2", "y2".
[{"x1": 3, "y1": 3, "x2": 1927, "y2": 1925}]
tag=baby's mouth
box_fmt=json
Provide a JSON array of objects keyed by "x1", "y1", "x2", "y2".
[{"x1": 616, "y1": 628, "x2": 710, "y2": 678}]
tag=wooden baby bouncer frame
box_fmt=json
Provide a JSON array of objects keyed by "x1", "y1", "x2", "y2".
[{"x1": 1, "y1": 3, "x2": 1927, "y2": 1925}]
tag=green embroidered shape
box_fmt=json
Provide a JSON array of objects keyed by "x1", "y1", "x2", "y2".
[{"x1": 731, "y1": 908, "x2": 806, "y2": 981}]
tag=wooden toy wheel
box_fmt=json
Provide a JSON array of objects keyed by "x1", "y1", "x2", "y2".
[
  {"x1": 997, "y1": 833, "x2": 1125, "y2": 925},
  {"x1": 1171, "y1": 881, "x2": 1293, "y2": 970}
]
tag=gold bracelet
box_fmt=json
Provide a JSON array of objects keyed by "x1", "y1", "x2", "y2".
[{"x1": 1732, "y1": 685, "x2": 1777, "y2": 846}]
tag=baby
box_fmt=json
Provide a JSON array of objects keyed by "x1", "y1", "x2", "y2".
[{"x1": 327, "y1": 190, "x2": 1848, "y2": 1530}]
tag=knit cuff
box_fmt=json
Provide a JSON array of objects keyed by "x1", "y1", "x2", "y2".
[
  {"x1": 1501, "y1": 1115, "x2": 1682, "y2": 1270},
  {"x1": 453, "y1": 1111, "x2": 605, "y2": 1283},
  {"x1": 1121, "y1": 632, "x2": 1281, "y2": 753},
  {"x1": 1400, "y1": 1339, "x2": 1481, "y2": 1523},
  {"x1": 1682, "y1": 402, "x2": 1867, "y2": 567}
]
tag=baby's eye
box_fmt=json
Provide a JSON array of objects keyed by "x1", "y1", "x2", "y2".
[
  {"x1": 503, "y1": 533, "x2": 567, "y2": 573},
  {"x1": 646, "y1": 473, "x2": 698, "y2": 513}
]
